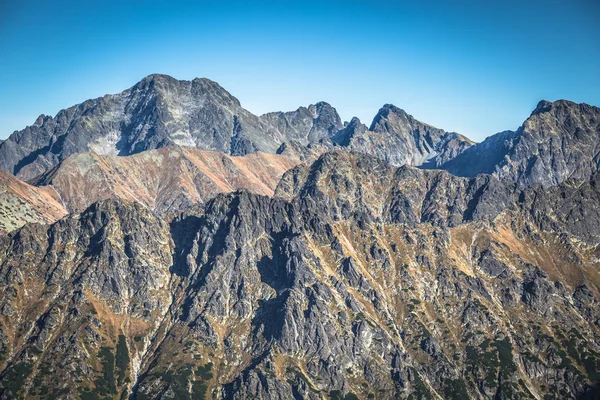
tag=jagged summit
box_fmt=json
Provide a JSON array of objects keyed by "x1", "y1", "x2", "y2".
[
  {"x1": 369, "y1": 103, "x2": 411, "y2": 128},
  {"x1": 531, "y1": 99, "x2": 554, "y2": 115},
  {"x1": 529, "y1": 99, "x2": 590, "y2": 116},
  {"x1": 0, "y1": 74, "x2": 346, "y2": 179}
]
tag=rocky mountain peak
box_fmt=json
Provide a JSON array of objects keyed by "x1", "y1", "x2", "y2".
[
  {"x1": 438, "y1": 99, "x2": 600, "y2": 188},
  {"x1": 132, "y1": 74, "x2": 243, "y2": 109},
  {"x1": 368, "y1": 103, "x2": 411, "y2": 131},
  {"x1": 330, "y1": 102, "x2": 471, "y2": 167},
  {"x1": 531, "y1": 99, "x2": 554, "y2": 115},
  {"x1": 529, "y1": 99, "x2": 587, "y2": 117},
  {"x1": 331, "y1": 117, "x2": 368, "y2": 146}
]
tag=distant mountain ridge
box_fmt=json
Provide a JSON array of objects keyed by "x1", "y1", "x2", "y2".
[
  {"x1": 0, "y1": 74, "x2": 343, "y2": 180},
  {"x1": 0, "y1": 74, "x2": 473, "y2": 180},
  {"x1": 1, "y1": 75, "x2": 598, "y2": 192},
  {"x1": 440, "y1": 100, "x2": 600, "y2": 188}
]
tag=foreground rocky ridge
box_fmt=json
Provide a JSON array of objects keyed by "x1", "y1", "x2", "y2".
[{"x1": 1, "y1": 150, "x2": 599, "y2": 399}]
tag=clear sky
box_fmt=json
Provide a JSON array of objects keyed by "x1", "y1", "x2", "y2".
[{"x1": 0, "y1": 0, "x2": 598, "y2": 142}]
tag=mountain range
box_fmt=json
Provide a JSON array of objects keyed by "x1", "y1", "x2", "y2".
[{"x1": 0, "y1": 74, "x2": 599, "y2": 400}]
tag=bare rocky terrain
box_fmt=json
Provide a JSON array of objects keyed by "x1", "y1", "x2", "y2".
[
  {"x1": 0, "y1": 170, "x2": 67, "y2": 234},
  {"x1": 31, "y1": 146, "x2": 300, "y2": 215},
  {"x1": 0, "y1": 75, "x2": 599, "y2": 399}
]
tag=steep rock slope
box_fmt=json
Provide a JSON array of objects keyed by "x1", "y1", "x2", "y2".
[
  {"x1": 0, "y1": 75, "x2": 343, "y2": 180},
  {"x1": 332, "y1": 106, "x2": 474, "y2": 167},
  {"x1": 0, "y1": 170, "x2": 67, "y2": 233},
  {"x1": 1, "y1": 151, "x2": 599, "y2": 399},
  {"x1": 0, "y1": 200, "x2": 174, "y2": 399},
  {"x1": 31, "y1": 145, "x2": 300, "y2": 215},
  {"x1": 441, "y1": 100, "x2": 600, "y2": 188},
  {"x1": 260, "y1": 102, "x2": 344, "y2": 144}
]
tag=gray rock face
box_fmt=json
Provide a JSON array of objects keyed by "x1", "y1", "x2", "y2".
[
  {"x1": 260, "y1": 101, "x2": 344, "y2": 144},
  {"x1": 0, "y1": 75, "x2": 344, "y2": 180},
  {"x1": 276, "y1": 150, "x2": 514, "y2": 227},
  {"x1": 332, "y1": 106, "x2": 474, "y2": 167},
  {"x1": 1, "y1": 150, "x2": 599, "y2": 399},
  {"x1": 441, "y1": 100, "x2": 600, "y2": 188},
  {"x1": 436, "y1": 130, "x2": 518, "y2": 176}
]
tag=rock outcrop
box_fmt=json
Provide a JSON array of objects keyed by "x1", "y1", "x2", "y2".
[{"x1": 260, "y1": 102, "x2": 344, "y2": 145}]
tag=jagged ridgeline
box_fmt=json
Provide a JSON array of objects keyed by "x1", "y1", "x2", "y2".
[{"x1": 0, "y1": 75, "x2": 599, "y2": 399}]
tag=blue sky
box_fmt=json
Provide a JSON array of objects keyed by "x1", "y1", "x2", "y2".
[{"x1": 0, "y1": 0, "x2": 598, "y2": 141}]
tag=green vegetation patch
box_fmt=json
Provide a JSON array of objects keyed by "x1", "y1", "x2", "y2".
[
  {"x1": 95, "y1": 346, "x2": 117, "y2": 396},
  {"x1": 196, "y1": 362, "x2": 214, "y2": 381},
  {"x1": 138, "y1": 362, "x2": 214, "y2": 400},
  {"x1": 0, "y1": 361, "x2": 33, "y2": 397},
  {"x1": 407, "y1": 368, "x2": 433, "y2": 400},
  {"x1": 329, "y1": 390, "x2": 360, "y2": 400},
  {"x1": 115, "y1": 335, "x2": 130, "y2": 386},
  {"x1": 443, "y1": 378, "x2": 469, "y2": 400}
]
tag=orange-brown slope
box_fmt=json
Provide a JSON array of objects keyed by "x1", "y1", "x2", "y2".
[
  {"x1": 32, "y1": 146, "x2": 301, "y2": 214},
  {"x1": 0, "y1": 170, "x2": 67, "y2": 233}
]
